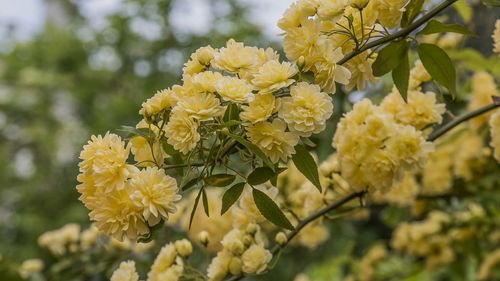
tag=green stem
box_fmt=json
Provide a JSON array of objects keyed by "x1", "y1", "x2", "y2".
[
  {"x1": 338, "y1": 0, "x2": 458, "y2": 65},
  {"x1": 428, "y1": 97, "x2": 500, "y2": 142}
]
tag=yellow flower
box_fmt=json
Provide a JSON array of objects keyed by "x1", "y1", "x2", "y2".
[
  {"x1": 163, "y1": 111, "x2": 200, "y2": 154},
  {"x1": 371, "y1": 0, "x2": 406, "y2": 28},
  {"x1": 192, "y1": 71, "x2": 223, "y2": 93},
  {"x1": 493, "y1": 20, "x2": 500, "y2": 54},
  {"x1": 78, "y1": 133, "x2": 132, "y2": 192},
  {"x1": 278, "y1": 1, "x2": 318, "y2": 31},
  {"x1": 317, "y1": 0, "x2": 347, "y2": 20},
  {"x1": 344, "y1": 51, "x2": 377, "y2": 91},
  {"x1": 213, "y1": 39, "x2": 257, "y2": 73},
  {"x1": 409, "y1": 60, "x2": 431, "y2": 90},
  {"x1": 251, "y1": 60, "x2": 298, "y2": 93},
  {"x1": 490, "y1": 110, "x2": 500, "y2": 162},
  {"x1": 215, "y1": 76, "x2": 254, "y2": 103},
  {"x1": 468, "y1": 71, "x2": 499, "y2": 129},
  {"x1": 478, "y1": 249, "x2": 500, "y2": 280},
  {"x1": 240, "y1": 93, "x2": 276, "y2": 123},
  {"x1": 207, "y1": 250, "x2": 232, "y2": 281},
  {"x1": 278, "y1": 82, "x2": 333, "y2": 136},
  {"x1": 148, "y1": 243, "x2": 182, "y2": 281},
  {"x1": 241, "y1": 245, "x2": 272, "y2": 274},
  {"x1": 19, "y1": 259, "x2": 44, "y2": 279},
  {"x1": 283, "y1": 19, "x2": 322, "y2": 66},
  {"x1": 183, "y1": 46, "x2": 215, "y2": 75},
  {"x1": 110, "y1": 261, "x2": 139, "y2": 281},
  {"x1": 140, "y1": 88, "x2": 178, "y2": 117},
  {"x1": 130, "y1": 120, "x2": 166, "y2": 167},
  {"x1": 175, "y1": 93, "x2": 225, "y2": 121},
  {"x1": 381, "y1": 90, "x2": 445, "y2": 130},
  {"x1": 246, "y1": 119, "x2": 300, "y2": 163},
  {"x1": 175, "y1": 239, "x2": 193, "y2": 257},
  {"x1": 312, "y1": 40, "x2": 351, "y2": 93},
  {"x1": 129, "y1": 167, "x2": 181, "y2": 226}
]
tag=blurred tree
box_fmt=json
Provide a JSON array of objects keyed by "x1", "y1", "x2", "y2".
[{"x1": 0, "y1": 0, "x2": 268, "y2": 278}]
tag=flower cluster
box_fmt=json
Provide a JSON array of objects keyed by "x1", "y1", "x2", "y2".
[
  {"x1": 332, "y1": 96, "x2": 437, "y2": 193},
  {"x1": 110, "y1": 239, "x2": 193, "y2": 281},
  {"x1": 278, "y1": 0, "x2": 410, "y2": 92},
  {"x1": 76, "y1": 133, "x2": 181, "y2": 240},
  {"x1": 207, "y1": 225, "x2": 272, "y2": 281},
  {"x1": 139, "y1": 39, "x2": 333, "y2": 163}
]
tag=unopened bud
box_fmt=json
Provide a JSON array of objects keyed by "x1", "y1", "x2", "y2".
[
  {"x1": 198, "y1": 231, "x2": 209, "y2": 247},
  {"x1": 175, "y1": 239, "x2": 193, "y2": 257},
  {"x1": 229, "y1": 257, "x2": 242, "y2": 275},
  {"x1": 245, "y1": 223, "x2": 258, "y2": 235},
  {"x1": 275, "y1": 232, "x2": 288, "y2": 246}
]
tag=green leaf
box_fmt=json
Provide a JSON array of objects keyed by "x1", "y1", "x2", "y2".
[
  {"x1": 203, "y1": 174, "x2": 236, "y2": 187},
  {"x1": 182, "y1": 177, "x2": 201, "y2": 191},
  {"x1": 372, "y1": 40, "x2": 410, "y2": 77},
  {"x1": 292, "y1": 144, "x2": 322, "y2": 192},
  {"x1": 482, "y1": 0, "x2": 500, "y2": 7},
  {"x1": 227, "y1": 133, "x2": 275, "y2": 171},
  {"x1": 401, "y1": 0, "x2": 425, "y2": 27},
  {"x1": 189, "y1": 189, "x2": 203, "y2": 229},
  {"x1": 392, "y1": 52, "x2": 410, "y2": 102},
  {"x1": 223, "y1": 103, "x2": 240, "y2": 122},
  {"x1": 252, "y1": 188, "x2": 294, "y2": 230},
  {"x1": 454, "y1": 1, "x2": 472, "y2": 22},
  {"x1": 221, "y1": 182, "x2": 245, "y2": 215},
  {"x1": 118, "y1": 126, "x2": 153, "y2": 139},
  {"x1": 417, "y1": 43, "x2": 457, "y2": 96},
  {"x1": 202, "y1": 188, "x2": 210, "y2": 217},
  {"x1": 418, "y1": 20, "x2": 475, "y2": 36},
  {"x1": 247, "y1": 167, "x2": 276, "y2": 185}
]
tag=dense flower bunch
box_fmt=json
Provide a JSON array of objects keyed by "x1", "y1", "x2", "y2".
[
  {"x1": 277, "y1": 0, "x2": 410, "y2": 92},
  {"x1": 76, "y1": 133, "x2": 181, "y2": 241}
]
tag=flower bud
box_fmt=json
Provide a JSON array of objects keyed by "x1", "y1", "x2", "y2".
[
  {"x1": 229, "y1": 257, "x2": 242, "y2": 275},
  {"x1": 243, "y1": 235, "x2": 254, "y2": 247},
  {"x1": 198, "y1": 231, "x2": 209, "y2": 247},
  {"x1": 175, "y1": 239, "x2": 193, "y2": 257},
  {"x1": 350, "y1": 0, "x2": 369, "y2": 9},
  {"x1": 245, "y1": 223, "x2": 258, "y2": 235},
  {"x1": 275, "y1": 232, "x2": 288, "y2": 246}
]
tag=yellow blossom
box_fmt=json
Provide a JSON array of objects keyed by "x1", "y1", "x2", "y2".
[
  {"x1": 493, "y1": 19, "x2": 500, "y2": 54},
  {"x1": 278, "y1": 82, "x2": 333, "y2": 136},
  {"x1": 312, "y1": 40, "x2": 351, "y2": 93},
  {"x1": 129, "y1": 167, "x2": 181, "y2": 226},
  {"x1": 246, "y1": 119, "x2": 300, "y2": 163},
  {"x1": 251, "y1": 60, "x2": 298, "y2": 93},
  {"x1": 468, "y1": 71, "x2": 499, "y2": 129},
  {"x1": 163, "y1": 111, "x2": 200, "y2": 154},
  {"x1": 345, "y1": 51, "x2": 377, "y2": 91},
  {"x1": 213, "y1": 39, "x2": 257, "y2": 73},
  {"x1": 139, "y1": 88, "x2": 178, "y2": 117},
  {"x1": 192, "y1": 71, "x2": 223, "y2": 93},
  {"x1": 148, "y1": 243, "x2": 178, "y2": 281},
  {"x1": 240, "y1": 93, "x2": 276, "y2": 123},
  {"x1": 215, "y1": 76, "x2": 254, "y2": 103},
  {"x1": 175, "y1": 93, "x2": 225, "y2": 121},
  {"x1": 110, "y1": 261, "x2": 139, "y2": 281},
  {"x1": 241, "y1": 244, "x2": 272, "y2": 274},
  {"x1": 490, "y1": 110, "x2": 500, "y2": 162},
  {"x1": 18, "y1": 259, "x2": 44, "y2": 279}
]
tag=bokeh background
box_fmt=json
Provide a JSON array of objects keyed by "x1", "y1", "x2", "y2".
[{"x1": 0, "y1": 1, "x2": 499, "y2": 280}]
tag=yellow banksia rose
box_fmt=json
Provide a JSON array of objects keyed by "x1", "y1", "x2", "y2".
[
  {"x1": 312, "y1": 41, "x2": 351, "y2": 93},
  {"x1": 19, "y1": 259, "x2": 44, "y2": 279},
  {"x1": 409, "y1": 60, "x2": 431, "y2": 90},
  {"x1": 148, "y1": 243, "x2": 181, "y2": 281},
  {"x1": 129, "y1": 120, "x2": 166, "y2": 167},
  {"x1": 175, "y1": 93, "x2": 225, "y2": 121},
  {"x1": 129, "y1": 167, "x2": 181, "y2": 226},
  {"x1": 140, "y1": 88, "x2": 178, "y2": 117},
  {"x1": 478, "y1": 249, "x2": 500, "y2": 280},
  {"x1": 78, "y1": 133, "x2": 132, "y2": 193},
  {"x1": 89, "y1": 185, "x2": 149, "y2": 241},
  {"x1": 371, "y1": 0, "x2": 406, "y2": 29},
  {"x1": 489, "y1": 110, "x2": 500, "y2": 162},
  {"x1": 215, "y1": 76, "x2": 254, "y2": 103},
  {"x1": 110, "y1": 261, "x2": 139, "y2": 281},
  {"x1": 191, "y1": 71, "x2": 223, "y2": 93},
  {"x1": 213, "y1": 39, "x2": 257, "y2": 72},
  {"x1": 381, "y1": 90, "x2": 446, "y2": 130},
  {"x1": 207, "y1": 250, "x2": 232, "y2": 281},
  {"x1": 251, "y1": 60, "x2": 298, "y2": 93},
  {"x1": 183, "y1": 46, "x2": 215, "y2": 75},
  {"x1": 240, "y1": 93, "x2": 276, "y2": 123},
  {"x1": 246, "y1": 119, "x2": 300, "y2": 163},
  {"x1": 493, "y1": 19, "x2": 500, "y2": 54},
  {"x1": 344, "y1": 51, "x2": 377, "y2": 91},
  {"x1": 241, "y1": 244, "x2": 272, "y2": 274},
  {"x1": 468, "y1": 71, "x2": 499, "y2": 129},
  {"x1": 163, "y1": 111, "x2": 200, "y2": 154},
  {"x1": 278, "y1": 1, "x2": 319, "y2": 32},
  {"x1": 283, "y1": 19, "x2": 322, "y2": 67},
  {"x1": 317, "y1": 0, "x2": 347, "y2": 20},
  {"x1": 278, "y1": 82, "x2": 333, "y2": 136}
]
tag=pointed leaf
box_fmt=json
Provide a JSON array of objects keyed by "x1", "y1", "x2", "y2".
[
  {"x1": 392, "y1": 52, "x2": 410, "y2": 102},
  {"x1": 247, "y1": 167, "x2": 276, "y2": 185},
  {"x1": 221, "y1": 182, "x2": 245, "y2": 215},
  {"x1": 401, "y1": 0, "x2": 425, "y2": 27},
  {"x1": 372, "y1": 40, "x2": 410, "y2": 77},
  {"x1": 203, "y1": 174, "x2": 236, "y2": 187},
  {"x1": 223, "y1": 103, "x2": 240, "y2": 122},
  {"x1": 418, "y1": 20, "x2": 475, "y2": 36},
  {"x1": 292, "y1": 144, "x2": 322, "y2": 192},
  {"x1": 202, "y1": 189, "x2": 210, "y2": 217},
  {"x1": 182, "y1": 177, "x2": 201, "y2": 191},
  {"x1": 189, "y1": 189, "x2": 203, "y2": 229},
  {"x1": 253, "y1": 188, "x2": 294, "y2": 230},
  {"x1": 418, "y1": 43, "x2": 457, "y2": 97}
]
